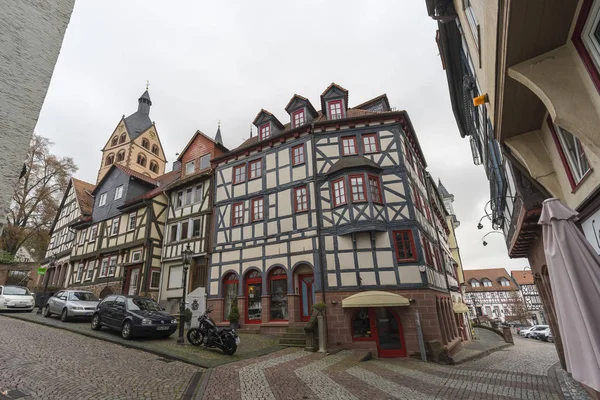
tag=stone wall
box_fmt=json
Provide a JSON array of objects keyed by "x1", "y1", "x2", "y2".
[
  {"x1": 0, "y1": 262, "x2": 40, "y2": 290},
  {"x1": 0, "y1": 0, "x2": 75, "y2": 235}
]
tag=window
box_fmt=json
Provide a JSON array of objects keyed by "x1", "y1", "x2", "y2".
[
  {"x1": 405, "y1": 140, "x2": 414, "y2": 167},
  {"x1": 76, "y1": 263, "x2": 84, "y2": 282},
  {"x1": 341, "y1": 136, "x2": 357, "y2": 156},
  {"x1": 85, "y1": 261, "x2": 94, "y2": 280},
  {"x1": 393, "y1": 230, "x2": 417, "y2": 261},
  {"x1": 181, "y1": 221, "x2": 189, "y2": 240},
  {"x1": 412, "y1": 184, "x2": 422, "y2": 211},
  {"x1": 151, "y1": 144, "x2": 159, "y2": 155},
  {"x1": 292, "y1": 109, "x2": 305, "y2": 128},
  {"x1": 483, "y1": 280, "x2": 492, "y2": 287},
  {"x1": 232, "y1": 202, "x2": 244, "y2": 226},
  {"x1": 195, "y1": 185, "x2": 203, "y2": 203},
  {"x1": 168, "y1": 266, "x2": 183, "y2": 289},
  {"x1": 79, "y1": 229, "x2": 87, "y2": 245},
  {"x1": 245, "y1": 270, "x2": 262, "y2": 323},
  {"x1": 149, "y1": 161, "x2": 159, "y2": 174},
  {"x1": 141, "y1": 138, "x2": 149, "y2": 149},
  {"x1": 111, "y1": 217, "x2": 120, "y2": 236},
  {"x1": 332, "y1": 178, "x2": 347, "y2": 207},
  {"x1": 116, "y1": 150, "x2": 125, "y2": 162},
  {"x1": 89, "y1": 226, "x2": 97, "y2": 242},
  {"x1": 223, "y1": 273, "x2": 239, "y2": 320},
  {"x1": 349, "y1": 175, "x2": 366, "y2": 202},
  {"x1": 471, "y1": 280, "x2": 480, "y2": 287},
  {"x1": 424, "y1": 203, "x2": 432, "y2": 223},
  {"x1": 233, "y1": 165, "x2": 246, "y2": 184},
  {"x1": 119, "y1": 133, "x2": 126, "y2": 144},
  {"x1": 111, "y1": 136, "x2": 118, "y2": 146},
  {"x1": 269, "y1": 268, "x2": 288, "y2": 320},
  {"x1": 170, "y1": 224, "x2": 178, "y2": 242},
  {"x1": 574, "y1": 0, "x2": 600, "y2": 92},
  {"x1": 105, "y1": 154, "x2": 114, "y2": 166},
  {"x1": 199, "y1": 154, "x2": 211, "y2": 170},
  {"x1": 185, "y1": 161, "x2": 195, "y2": 175},
  {"x1": 99, "y1": 193, "x2": 107, "y2": 207},
  {"x1": 128, "y1": 213, "x2": 136, "y2": 231},
  {"x1": 352, "y1": 308, "x2": 372, "y2": 339},
  {"x1": 99, "y1": 259, "x2": 109, "y2": 278},
  {"x1": 550, "y1": 123, "x2": 591, "y2": 188},
  {"x1": 294, "y1": 186, "x2": 308, "y2": 212},
  {"x1": 192, "y1": 219, "x2": 201, "y2": 237},
  {"x1": 131, "y1": 251, "x2": 142, "y2": 262},
  {"x1": 501, "y1": 279, "x2": 510, "y2": 287},
  {"x1": 251, "y1": 197, "x2": 264, "y2": 221},
  {"x1": 292, "y1": 144, "x2": 305, "y2": 166},
  {"x1": 362, "y1": 134, "x2": 379, "y2": 153},
  {"x1": 114, "y1": 185, "x2": 123, "y2": 200},
  {"x1": 108, "y1": 256, "x2": 117, "y2": 276},
  {"x1": 149, "y1": 270, "x2": 161, "y2": 289},
  {"x1": 248, "y1": 159, "x2": 262, "y2": 180},
  {"x1": 185, "y1": 188, "x2": 193, "y2": 205},
  {"x1": 368, "y1": 175, "x2": 383, "y2": 203},
  {"x1": 259, "y1": 123, "x2": 271, "y2": 140},
  {"x1": 463, "y1": 0, "x2": 480, "y2": 51},
  {"x1": 175, "y1": 191, "x2": 183, "y2": 208},
  {"x1": 137, "y1": 153, "x2": 146, "y2": 167},
  {"x1": 418, "y1": 167, "x2": 424, "y2": 183},
  {"x1": 328, "y1": 100, "x2": 343, "y2": 120}
]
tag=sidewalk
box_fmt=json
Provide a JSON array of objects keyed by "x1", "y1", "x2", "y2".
[
  {"x1": 0, "y1": 311, "x2": 283, "y2": 368},
  {"x1": 452, "y1": 327, "x2": 511, "y2": 364}
]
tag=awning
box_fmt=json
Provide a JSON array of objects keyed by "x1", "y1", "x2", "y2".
[
  {"x1": 453, "y1": 302, "x2": 469, "y2": 314},
  {"x1": 341, "y1": 291, "x2": 410, "y2": 308}
]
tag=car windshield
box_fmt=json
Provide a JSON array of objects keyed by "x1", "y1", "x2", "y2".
[
  {"x1": 3, "y1": 286, "x2": 31, "y2": 295},
  {"x1": 127, "y1": 298, "x2": 161, "y2": 312},
  {"x1": 68, "y1": 292, "x2": 99, "y2": 301}
]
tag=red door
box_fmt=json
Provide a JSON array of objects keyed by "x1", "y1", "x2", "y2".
[
  {"x1": 299, "y1": 274, "x2": 315, "y2": 322},
  {"x1": 371, "y1": 308, "x2": 407, "y2": 357}
]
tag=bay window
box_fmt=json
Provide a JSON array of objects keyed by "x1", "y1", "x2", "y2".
[
  {"x1": 368, "y1": 175, "x2": 383, "y2": 203},
  {"x1": 550, "y1": 122, "x2": 591, "y2": 189},
  {"x1": 350, "y1": 175, "x2": 366, "y2": 202},
  {"x1": 332, "y1": 178, "x2": 347, "y2": 207}
]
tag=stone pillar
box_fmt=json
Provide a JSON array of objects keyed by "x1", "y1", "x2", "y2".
[
  {"x1": 317, "y1": 315, "x2": 326, "y2": 353},
  {"x1": 238, "y1": 297, "x2": 247, "y2": 326},
  {"x1": 288, "y1": 293, "x2": 300, "y2": 323},
  {"x1": 502, "y1": 326, "x2": 514, "y2": 344}
]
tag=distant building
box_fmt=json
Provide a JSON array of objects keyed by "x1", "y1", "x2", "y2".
[
  {"x1": 511, "y1": 270, "x2": 545, "y2": 325},
  {"x1": 464, "y1": 268, "x2": 521, "y2": 323}
]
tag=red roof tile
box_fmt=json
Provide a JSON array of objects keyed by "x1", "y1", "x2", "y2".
[
  {"x1": 511, "y1": 270, "x2": 534, "y2": 285},
  {"x1": 72, "y1": 178, "x2": 95, "y2": 216},
  {"x1": 464, "y1": 268, "x2": 519, "y2": 292}
]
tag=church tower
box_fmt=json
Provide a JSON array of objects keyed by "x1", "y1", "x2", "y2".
[{"x1": 96, "y1": 90, "x2": 167, "y2": 183}]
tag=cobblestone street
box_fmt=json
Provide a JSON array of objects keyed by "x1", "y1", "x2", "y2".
[{"x1": 0, "y1": 317, "x2": 201, "y2": 399}]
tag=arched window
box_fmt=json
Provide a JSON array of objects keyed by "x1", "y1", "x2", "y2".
[
  {"x1": 269, "y1": 268, "x2": 288, "y2": 320},
  {"x1": 223, "y1": 272, "x2": 239, "y2": 321},
  {"x1": 119, "y1": 133, "x2": 126, "y2": 144},
  {"x1": 149, "y1": 161, "x2": 159, "y2": 173},
  {"x1": 245, "y1": 270, "x2": 262, "y2": 324},
  {"x1": 116, "y1": 150, "x2": 125, "y2": 162},
  {"x1": 111, "y1": 136, "x2": 118, "y2": 146},
  {"x1": 141, "y1": 138, "x2": 149, "y2": 149},
  {"x1": 105, "y1": 153, "x2": 115, "y2": 166},
  {"x1": 151, "y1": 144, "x2": 159, "y2": 155},
  {"x1": 137, "y1": 154, "x2": 146, "y2": 167}
]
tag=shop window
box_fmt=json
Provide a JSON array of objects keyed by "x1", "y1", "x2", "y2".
[
  {"x1": 269, "y1": 268, "x2": 288, "y2": 320},
  {"x1": 245, "y1": 270, "x2": 262, "y2": 323},
  {"x1": 223, "y1": 273, "x2": 239, "y2": 321},
  {"x1": 352, "y1": 308, "x2": 372, "y2": 340}
]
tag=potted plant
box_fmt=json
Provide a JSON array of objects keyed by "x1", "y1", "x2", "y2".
[
  {"x1": 184, "y1": 308, "x2": 193, "y2": 329},
  {"x1": 228, "y1": 303, "x2": 240, "y2": 329}
]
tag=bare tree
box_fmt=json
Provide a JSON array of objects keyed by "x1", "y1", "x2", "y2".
[
  {"x1": 1, "y1": 135, "x2": 77, "y2": 255},
  {"x1": 507, "y1": 290, "x2": 530, "y2": 324}
]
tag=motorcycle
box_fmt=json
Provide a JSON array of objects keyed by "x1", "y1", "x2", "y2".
[{"x1": 187, "y1": 306, "x2": 240, "y2": 355}]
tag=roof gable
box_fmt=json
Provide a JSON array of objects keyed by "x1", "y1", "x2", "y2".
[
  {"x1": 285, "y1": 94, "x2": 319, "y2": 117},
  {"x1": 177, "y1": 130, "x2": 227, "y2": 162},
  {"x1": 320, "y1": 82, "x2": 349, "y2": 112},
  {"x1": 353, "y1": 94, "x2": 391, "y2": 112},
  {"x1": 72, "y1": 178, "x2": 95, "y2": 216},
  {"x1": 464, "y1": 268, "x2": 519, "y2": 291},
  {"x1": 93, "y1": 164, "x2": 157, "y2": 195}
]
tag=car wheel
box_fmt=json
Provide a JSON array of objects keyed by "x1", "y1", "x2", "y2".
[
  {"x1": 121, "y1": 321, "x2": 133, "y2": 340},
  {"x1": 91, "y1": 314, "x2": 102, "y2": 331},
  {"x1": 43, "y1": 306, "x2": 51, "y2": 318},
  {"x1": 60, "y1": 308, "x2": 69, "y2": 322}
]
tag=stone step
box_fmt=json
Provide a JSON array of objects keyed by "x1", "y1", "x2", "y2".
[
  {"x1": 281, "y1": 332, "x2": 305, "y2": 340},
  {"x1": 279, "y1": 338, "x2": 307, "y2": 346},
  {"x1": 286, "y1": 327, "x2": 305, "y2": 334}
]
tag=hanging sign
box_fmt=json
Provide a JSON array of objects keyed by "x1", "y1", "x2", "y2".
[{"x1": 37, "y1": 267, "x2": 47, "y2": 275}]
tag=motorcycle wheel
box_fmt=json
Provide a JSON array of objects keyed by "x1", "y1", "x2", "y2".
[
  {"x1": 187, "y1": 328, "x2": 204, "y2": 346},
  {"x1": 223, "y1": 337, "x2": 237, "y2": 356}
]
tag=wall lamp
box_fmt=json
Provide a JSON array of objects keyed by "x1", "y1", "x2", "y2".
[
  {"x1": 481, "y1": 231, "x2": 504, "y2": 246},
  {"x1": 477, "y1": 195, "x2": 521, "y2": 230}
]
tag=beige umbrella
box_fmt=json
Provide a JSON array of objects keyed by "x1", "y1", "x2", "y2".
[{"x1": 539, "y1": 198, "x2": 600, "y2": 391}]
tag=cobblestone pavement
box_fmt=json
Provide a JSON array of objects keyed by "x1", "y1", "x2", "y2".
[
  {"x1": 0, "y1": 317, "x2": 201, "y2": 399},
  {"x1": 203, "y1": 335, "x2": 585, "y2": 400}
]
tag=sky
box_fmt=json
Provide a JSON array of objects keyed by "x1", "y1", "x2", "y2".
[{"x1": 35, "y1": 0, "x2": 526, "y2": 272}]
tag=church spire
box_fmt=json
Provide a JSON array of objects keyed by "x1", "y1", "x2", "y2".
[
  {"x1": 214, "y1": 120, "x2": 223, "y2": 145},
  {"x1": 137, "y1": 89, "x2": 152, "y2": 114}
]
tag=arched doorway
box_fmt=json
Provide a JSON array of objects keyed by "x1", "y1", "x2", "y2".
[
  {"x1": 222, "y1": 272, "x2": 238, "y2": 321},
  {"x1": 268, "y1": 267, "x2": 288, "y2": 321},
  {"x1": 351, "y1": 307, "x2": 406, "y2": 357},
  {"x1": 294, "y1": 264, "x2": 314, "y2": 322},
  {"x1": 244, "y1": 270, "x2": 262, "y2": 324}
]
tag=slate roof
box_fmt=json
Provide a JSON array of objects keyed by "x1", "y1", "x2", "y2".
[
  {"x1": 214, "y1": 126, "x2": 223, "y2": 145},
  {"x1": 72, "y1": 178, "x2": 95, "y2": 216},
  {"x1": 320, "y1": 82, "x2": 349, "y2": 113},
  {"x1": 284, "y1": 94, "x2": 319, "y2": 116},
  {"x1": 123, "y1": 90, "x2": 153, "y2": 140},
  {"x1": 120, "y1": 169, "x2": 181, "y2": 208},
  {"x1": 93, "y1": 164, "x2": 157, "y2": 195},
  {"x1": 464, "y1": 268, "x2": 519, "y2": 292},
  {"x1": 353, "y1": 94, "x2": 391, "y2": 111},
  {"x1": 327, "y1": 156, "x2": 381, "y2": 176},
  {"x1": 511, "y1": 270, "x2": 535, "y2": 285},
  {"x1": 438, "y1": 179, "x2": 451, "y2": 198}
]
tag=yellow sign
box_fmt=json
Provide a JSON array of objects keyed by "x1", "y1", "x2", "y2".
[{"x1": 473, "y1": 94, "x2": 489, "y2": 107}]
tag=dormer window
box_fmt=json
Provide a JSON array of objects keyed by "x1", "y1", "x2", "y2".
[
  {"x1": 185, "y1": 160, "x2": 195, "y2": 175},
  {"x1": 500, "y1": 279, "x2": 510, "y2": 287},
  {"x1": 482, "y1": 279, "x2": 492, "y2": 287},
  {"x1": 259, "y1": 123, "x2": 271, "y2": 141},
  {"x1": 328, "y1": 100, "x2": 344, "y2": 120},
  {"x1": 471, "y1": 280, "x2": 480, "y2": 287},
  {"x1": 141, "y1": 138, "x2": 150, "y2": 149},
  {"x1": 292, "y1": 109, "x2": 305, "y2": 128}
]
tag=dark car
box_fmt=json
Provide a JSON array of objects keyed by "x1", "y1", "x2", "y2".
[{"x1": 91, "y1": 295, "x2": 177, "y2": 340}]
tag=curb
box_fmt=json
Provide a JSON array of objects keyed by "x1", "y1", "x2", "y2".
[
  {"x1": 194, "y1": 367, "x2": 213, "y2": 400},
  {"x1": 549, "y1": 362, "x2": 592, "y2": 400},
  {"x1": 453, "y1": 343, "x2": 512, "y2": 365}
]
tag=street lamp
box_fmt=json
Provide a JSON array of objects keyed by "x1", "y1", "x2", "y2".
[
  {"x1": 177, "y1": 244, "x2": 193, "y2": 345},
  {"x1": 37, "y1": 254, "x2": 56, "y2": 314},
  {"x1": 481, "y1": 231, "x2": 504, "y2": 246}
]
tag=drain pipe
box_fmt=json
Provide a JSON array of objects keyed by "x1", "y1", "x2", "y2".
[{"x1": 309, "y1": 121, "x2": 326, "y2": 305}]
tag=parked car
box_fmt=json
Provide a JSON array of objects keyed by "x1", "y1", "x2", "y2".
[
  {"x1": 537, "y1": 328, "x2": 552, "y2": 342},
  {"x1": 547, "y1": 331, "x2": 554, "y2": 343},
  {"x1": 520, "y1": 325, "x2": 549, "y2": 338},
  {"x1": 44, "y1": 290, "x2": 100, "y2": 321},
  {"x1": 0, "y1": 285, "x2": 35, "y2": 311},
  {"x1": 91, "y1": 295, "x2": 177, "y2": 340}
]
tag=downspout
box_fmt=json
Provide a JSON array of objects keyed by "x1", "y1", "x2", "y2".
[
  {"x1": 142, "y1": 197, "x2": 153, "y2": 297},
  {"x1": 310, "y1": 121, "x2": 326, "y2": 304}
]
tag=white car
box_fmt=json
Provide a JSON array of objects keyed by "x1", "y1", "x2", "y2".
[
  {"x1": 0, "y1": 285, "x2": 35, "y2": 311},
  {"x1": 520, "y1": 325, "x2": 549, "y2": 338}
]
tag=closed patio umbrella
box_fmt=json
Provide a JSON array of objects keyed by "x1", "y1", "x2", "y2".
[{"x1": 539, "y1": 198, "x2": 600, "y2": 391}]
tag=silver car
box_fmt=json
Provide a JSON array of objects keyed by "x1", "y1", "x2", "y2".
[
  {"x1": 44, "y1": 290, "x2": 100, "y2": 321},
  {"x1": 0, "y1": 285, "x2": 35, "y2": 311}
]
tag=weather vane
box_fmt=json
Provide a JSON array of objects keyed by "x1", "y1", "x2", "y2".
[
  {"x1": 146, "y1": 80, "x2": 150, "y2": 90},
  {"x1": 218, "y1": 120, "x2": 221, "y2": 128}
]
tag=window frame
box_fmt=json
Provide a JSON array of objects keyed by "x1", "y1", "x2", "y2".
[
  {"x1": 341, "y1": 136, "x2": 358, "y2": 156},
  {"x1": 572, "y1": 0, "x2": 600, "y2": 93},
  {"x1": 232, "y1": 202, "x2": 244, "y2": 226},
  {"x1": 269, "y1": 267, "x2": 288, "y2": 321},
  {"x1": 89, "y1": 226, "x2": 97, "y2": 242},
  {"x1": 233, "y1": 165, "x2": 246, "y2": 185},
  {"x1": 294, "y1": 186, "x2": 309, "y2": 213},
  {"x1": 98, "y1": 193, "x2": 107, "y2": 207},
  {"x1": 349, "y1": 174, "x2": 367, "y2": 203},
  {"x1": 328, "y1": 100, "x2": 344, "y2": 120},
  {"x1": 192, "y1": 218, "x2": 201, "y2": 237},
  {"x1": 291, "y1": 144, "x2": 305, "y2": 166},
  {"x1": 111, "y1": 217, "x2": 120, "y2": 236},
  {"x1": 199, "y1": 153, "x2": 211, "y2": 170},
  {"x1": 259, "y1": 123, "x2": 271, "y2": 141},
  {"x1": 114, "y1": 185, "x2": 123, "y2": 200},
  {"x1": 185, "y1": 160, "x2": 195, "y2": 176},
  {"x1": 362, "y1": 133, "x2": 379, "y2": 154},
  {"x1": 248, "y1": 159, "x2": 262, "y2": 180},
  {"x1": 194, "y1": 184, "x2": 203, "y2": 203},
  {"x1": 181, "y1": 220, "x2": 190, "y2": 241},
  {"x1": 170, "y1": 224, "x2": 179, "y2": 243},
  {"x1": 292, "y1": 109, "x2": 305, "y2": 128},
  {"x1": 368, "y1": 175, "x2": 383, "y2": 204},
  {"x1": 392, "y1": 230, "x2": 418, "y2": 262},
  {"x1": 332, "y1": 177, "x2": 347, "y2": 207},
  {"x1": 422, "y1": 238, "x2": 434, "y2": 266},
  {"x1": 149, "y1": 269, "x2": 161, "y2": 290},
  {"x1": 548, "y1": 119, "x2": 592, "y2": 190},
  {"x1": 85, "y1": 261, "x2": 95, "y2": 281},
  {"x1": 78, "y1": 229, "x2": 87, "y2": 245},
  {"x1": 128, "y1": 212, "x2": 137, "y2": 231},
  {"x1": 251, "y1": 197, "x2": 264, "y2": 222},
  {"x1": 131, "y1": 250, "x2": 142, "y2": 263},
  {"x1": 76, "y1": 263, "x2": 84, "y2": 282}
]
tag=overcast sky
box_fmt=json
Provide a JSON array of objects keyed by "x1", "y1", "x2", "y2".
[{"x1": 35, "y1": 0, "x2": 525, "y2": 272}]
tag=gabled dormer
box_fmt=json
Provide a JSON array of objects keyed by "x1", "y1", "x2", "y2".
[
  {"x1": 353, "y1": 94, "x2": 391, "y2": 113},
  {"x1": 469, "y1": 279, "x2": 481, "y2": 288},
  {"x1": 253, "y1": 109, "x2": 285, "y2": 141},
  {"x1": 285, "y1": 94, "x2": 319, "y2": 129},
  {"x1": 320, "y1": 82, "x2": 349, "y2": 120}
]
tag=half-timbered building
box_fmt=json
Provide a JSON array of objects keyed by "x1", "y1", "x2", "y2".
[
  {"x1": 40, "y1": 178, "x2": 95, "y2": 289},
  {"x1": 464, "y1": 268, "x2": 521, "y2": 322},
  {"x1": 208, "y1": 83, "x2": 462, "y2": 357},
  {"x1": 158, "y1": 129, "x2": 227, "y2": 314},
  {"x1": 511, "y1": 270, "x2": 545, "y2": 325}
]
